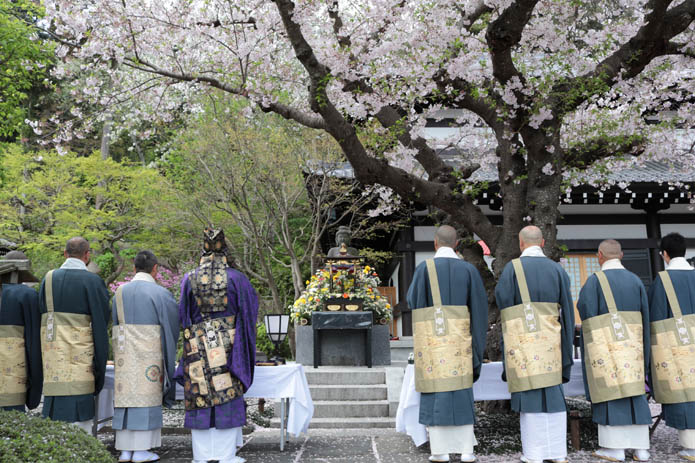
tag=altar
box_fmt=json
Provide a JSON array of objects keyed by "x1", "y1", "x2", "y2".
[{"x1": 292, "y1": 252, "x2": 392, "y2": 367}]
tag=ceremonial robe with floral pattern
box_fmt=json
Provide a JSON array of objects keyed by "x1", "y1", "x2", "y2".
[{"x1": 174, "y1": 267, "x2": 258, "y2": 429}]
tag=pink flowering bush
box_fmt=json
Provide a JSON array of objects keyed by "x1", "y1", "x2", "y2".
[{"x1": 109, "y1": 266, "x2": 185, "y2": 300}]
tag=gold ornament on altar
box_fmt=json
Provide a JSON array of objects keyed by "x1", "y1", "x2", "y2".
[{"x1": 290, "y1": 252, "x2": 391, "y2": 325}]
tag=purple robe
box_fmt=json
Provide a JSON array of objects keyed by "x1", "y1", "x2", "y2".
[{"x1": 174, "y1": 267, "x2": 258, "y2": 429}]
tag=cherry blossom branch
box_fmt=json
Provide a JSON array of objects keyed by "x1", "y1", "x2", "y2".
[
  {"x1": 374, "y1": 105, "x2": 460, "y2": 182},
  {"x1": 551, "y1": 0, "x2": 695, "y2": 116},
  {"x1": 485, "y1": 0, "x2": 540, "y2": 85},
  {"x1": 272, "y1": 0, "x2": 500, "y2": 247},
  {"x1": 455, "y1": 0, "x2": 493, "y2": 32},
  {"x1": 327, "y1": 1, "x2": 351, "y2": 49},
  {"x1": 122, "y1": 57, "x2": 327, "y2": 129},
  {"x1": 563, "y1": 135, "x2": 647, "y2": 170}
]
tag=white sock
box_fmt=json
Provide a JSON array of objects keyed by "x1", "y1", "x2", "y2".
[
  {"x1": 429, "y1": 455, "x2": 449, "y2": 462},
  {"x1": 632, "y1": 449, "x2": 650, "y2": 461},
  {"x1": 132, "y1": 451, "x2": 158, "y2": 462},
  {"x1": 119, "y1": 451, "x2": 133, "y2": 461},
  {"x1": 680, "y1": 449, "x2": 695, "y2": 456},
  {"x1": 595, "y1": 448, "x2": 625, "y2": 461}
]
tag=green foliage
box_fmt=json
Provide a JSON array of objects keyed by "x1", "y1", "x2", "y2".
[
  {"x1": 256, "y1": 322, "x2": 292, "y2": 359},
  {"x1": 94, "y1": 251, "x2": 118, "y2": 277},
  {"x1": 0, "y1": 144, "x2": 189, "y2": 282},
  {"x1": 0, "y1": 409, "x2": 114, "y2": 462},
  {"x1": 0, "y1": 0, "x2": 53, "y2": 140}
]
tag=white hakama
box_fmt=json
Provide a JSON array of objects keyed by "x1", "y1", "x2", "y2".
[
  {"x1": 520, "y1": 412, "x2": 567, "y2": 461},
  {"x1": 680, "y1": 429, "x2": 695, "y2": 449},
  {"x1": 598, "y1": 424, "x2": 649, "y2": 449},
  {"x1": 428, "y1": 425, "x2": 477, "y2": 455},
  {"x1": 191, "y1": 427, "x2": 243, "y2": 461},
  {"x1": 115, "y1": 429, "x2": 162, "y2": 451}
]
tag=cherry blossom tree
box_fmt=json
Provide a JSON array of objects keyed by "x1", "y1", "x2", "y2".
[{"x1": 40, "y1": 1, "x2": 695, "y2": 291}]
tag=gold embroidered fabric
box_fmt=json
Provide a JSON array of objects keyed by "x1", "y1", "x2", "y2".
[
  {"x1": 113, "y1": 286, "x2": 164, "y2": 408},
  {"x1": 502, "y1": 259, "x2": 563, "y2": 393},
  {"x1": 0, "y1": 325, "x2": 27, "y2": 407},
  {"x1": 182, "y1": 315, "x2": 243, "y2": 410},
  {"x1": 41, "y1": 270, "x2": 95, "y2": 396},
  {"x1": 650, "y1": 271, "x2": 695, "y2": 404},
  {"x1": 582, "y1": 271, "x2": 645, "y2": 404},
  {"x1": 189, "y1": 255, "x2": 229, "y2": 313},
  {"x1": 413, "y1": 259, "x2": 473, "y2": 393}
]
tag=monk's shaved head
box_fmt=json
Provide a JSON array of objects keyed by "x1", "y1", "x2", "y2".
[
  {"x1": 598, "y1": 239, "x2": 622, "y2": 259},
  {"x1": 434, "y1": 225, "x2": 458, "y2": 248},
  {"x1": 65, "y1": 237, "x2": 90, "y2": 258},
  {"x1": 519, "y1": 226, "x2": 543, "y2": 245}
]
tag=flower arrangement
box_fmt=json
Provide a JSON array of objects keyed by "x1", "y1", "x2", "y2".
[{"x1": 291, "y1": 265, "x2": 392, "y2": 325}]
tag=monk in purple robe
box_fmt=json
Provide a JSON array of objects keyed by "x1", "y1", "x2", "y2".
[{"x1": 174, "y1": 229, "x2": 258, "y2": 463}]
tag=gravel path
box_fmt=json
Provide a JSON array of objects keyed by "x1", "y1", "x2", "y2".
[{"x1": 98, "y1": 403, "x2": 688, "y2": 463}]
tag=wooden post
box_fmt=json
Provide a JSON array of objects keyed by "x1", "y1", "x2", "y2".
[
  {"x1": 569, "y1": 410, "x2": 581, "y2": 450},
  {"x1": 258, "y1": 398, "x2": 265, "y2": 414}
]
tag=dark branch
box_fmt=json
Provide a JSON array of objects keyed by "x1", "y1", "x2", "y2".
[
  {"x1": 551, "y1": 0, "x2": 695, "y2": 116},
  {"x1": 456, "y1": 0, "x2": 493, "y2": 32},
  {"x1": 327, "y1": 1, "x2": 351, "y2": 49},
  {"x1": 272, "y1": 0, "x2": 500, "y2": 246},
  {"x1": 563, "y1": 135, "x2": 647, "y2": 170},
  {"x1": 485, "y1": 0, "x2": 540, "y2": 85},
  {"x1": 122, "y1": 57, "x2": 327, "y2": 129}
]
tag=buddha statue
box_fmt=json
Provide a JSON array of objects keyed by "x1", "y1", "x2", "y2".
[{"x1": 327, "y1": 226, "x2": 359, "y2": 257}]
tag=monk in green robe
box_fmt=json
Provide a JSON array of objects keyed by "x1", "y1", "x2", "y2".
[
  {"x1": 0, "y1": 251, "x2": 42, "y2": 412},
  {"x1": 39, "y1": 237, "x2": 110, "y2": 433},
  {"x1": 577, "y1": 240, "x2": 651, "y2": 462},
  {"x1": 648, "y1": 232, "x2": 695, "y2": 461},
  {"x1": 407, "y1": 225, "x2": 488, "y2": 463},
  {"x1": 495, "y1": 226, "x2": 575, "y2": 463}
]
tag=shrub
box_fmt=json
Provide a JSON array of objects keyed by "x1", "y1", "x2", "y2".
[{"x1": 0, "y1": 410, "x2": 114, "y2": 463}]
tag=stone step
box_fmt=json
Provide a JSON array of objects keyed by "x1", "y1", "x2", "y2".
[
  {"x1": 305, "y1": 368, "x2": 386, "y2": 385},
  {"x1": 390, "y1": 360, "x2": 408, "y2": 369},
  {"x1": 313, "y1": 400, "x2": 389, "y2": 418},
  {"x1": 269, "y1": 417, "x2": 396, "y2": 429},
  {"x1": 390, "y1": 337, "x2": 413, "y2": 362},
  {"x1": 309, "y1": 384, "x2": 388, "y2": 401}
]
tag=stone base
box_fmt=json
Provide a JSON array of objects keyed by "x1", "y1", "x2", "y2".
[{"x1": 295, "y1": 324, "x2": 391, "y2": 366}]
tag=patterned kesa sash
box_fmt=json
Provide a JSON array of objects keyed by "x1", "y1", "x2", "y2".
[
  {"x1": 0, "y1": 324, "x2": 27, "y2": 407},
  {"x1": 412, "y1": 259, "x2": 473, "y2": 393},
  {"x1": 582, "y1": 271, "x2": 645, "y2": 403},
  {"x1": 113, "y1": 286, "x2": 164, "y2": 408},
  {"x1": 650, "y1": 271, "x2": 695, "y2": 404},
  {"x1": 41, "y1": 270, "x2": 95, "y2": 396},
  {"x1": 182, "y1": 315, "x2": 243, "y2": 410},
  {"x1": 501, "y1": 259, "x2": 563, "y2": 393}
]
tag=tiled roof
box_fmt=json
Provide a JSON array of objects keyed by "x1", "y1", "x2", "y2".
[{"x1": 308, "y1": 155, "x2": 695, "y2": 184}]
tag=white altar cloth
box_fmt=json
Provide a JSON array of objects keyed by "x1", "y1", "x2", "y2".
[
  {"x1": 396, "y1": 360, "x2": 586, "y2": 446},
  {"x1": 103, "y1": 363, "x2": 313, "y2": 437}
]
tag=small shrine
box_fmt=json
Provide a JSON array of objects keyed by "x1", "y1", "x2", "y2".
[{"x1": 293, "y1": 228, "x2": 392, "y2": 367}]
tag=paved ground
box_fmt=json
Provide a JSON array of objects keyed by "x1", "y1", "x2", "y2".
[{"x1": 100, "y1": 422, "x2": 688, "y2": 463}]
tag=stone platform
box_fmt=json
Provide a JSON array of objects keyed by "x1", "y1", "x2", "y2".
[{"x1": 295, "y1": 324, "x2": 391, "y2": 367}]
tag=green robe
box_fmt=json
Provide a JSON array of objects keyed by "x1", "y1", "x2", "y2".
[
  {"x1": 0, "y1": 283, "x2": 42, "y2": 412},
  {"x1": 407, "y1": 256, "x2": 488, "y2": 426},
  {"x1": 495, "y1": 256, "x2": 575, "y2": 413},
  {"x1": 648, "y1": 268, "x2": 695, "y2": 430},
  {"x1": 577, "y1": 268, "x2": 651, "y2": 425},
  {"x1": 39, "y1": 266, "x2": 109, "y2": 422}
]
